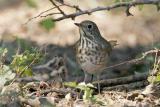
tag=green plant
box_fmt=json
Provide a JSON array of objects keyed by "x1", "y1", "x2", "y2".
[
  {"x1": 39, "y1": 18, "x2": 56, "y2": 31},
  {"x1": 10, "y1": 48, "x2": 43, "y2": 77},
  {"x1": 147, "y1": 49, "x2": 160, "y2": 83},
  {"x1": 64, "y1": 82, "x2": 105, "y2": 105},
  {"x1": 64, "y1": 82, "x2": 95, "y2": 101}
]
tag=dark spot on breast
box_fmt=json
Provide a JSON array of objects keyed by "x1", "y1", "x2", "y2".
[
  {"x1": 98, "y1": 52, "x2": 101, "y2": 56},
  {"x1": 78, "y1": 49, "x2": 82, "y2": 53},
  {"x1": 90, "y1": 58, "x2": 93, "y2": 62},
  {"x1": 62, "y1": 68, "x2": 65, "y2": 72},
  {"x1": 88, "y1": 40, "x2": 91, "y2": 44},
  {"x1": 87, "y1": 52, "x2": 91, "y2": 55},
  {"x1": 80, "y1": 56, "x2": 84, "y2": 60},
  {"x1": 95, "y1": 56, "x2": 98, "y2": 60},
  {"x1": 58, "y1": 61, "x2": 63, "y2": 66},
  {"x1": 91, "y1": 43, "x2": 94, "y2": 48},
  {"x1": 95, "y1": 46, "x2": 99, "y2": 51},
  {"x1": 85, "y1": 51, "x2": 88, "y2": 55}
]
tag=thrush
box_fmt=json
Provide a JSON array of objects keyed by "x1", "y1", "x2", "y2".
[{"x1": 74, "y1": 20, "x2": 117, "y2": 93}]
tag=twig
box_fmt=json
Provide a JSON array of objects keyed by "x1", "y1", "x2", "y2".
[
  {"x1": 58, "y1": 2, "x2": 82, "y2": 12},
  {"x1": 50, "y1": 0, "x2": 160, "y2": 21},
  {"x1": 49, "y1": 0, "x2": 66, "y2": 16},
  {"x1": 152, "y1": 49, "x2": 160, "y2": 76},
  {"x1": 26, "y1": 0, "x2": 160, "y2": 23},
  {"x1": 39, "y1": 88, "x2": 76, "y2": 96},
  {"x1": 40, "y1": 12, "x2": 61, "y2": 18},
  {"x1": 25, "y1": 5, "x2": 63, "y2": 24},
  {"x1": 103, "y1": 80, "x2": 148, "y2": 91},
  {"x1": 16, "y1": 76, "x2": 45, "y2": 82},
  {"x1": 102, "y1": 49, "x2": 160, "y2": 70},
  {"x1": 92, "y1": 72, "x2": 148, "y2": 87}
]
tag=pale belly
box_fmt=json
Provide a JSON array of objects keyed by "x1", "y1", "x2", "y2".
[
  {"x1": 80, "y1": 60, "x2": 105, "y2": 74},
  {"x1": 76, "y1": 53, "x2": 108, "y2": 74}
]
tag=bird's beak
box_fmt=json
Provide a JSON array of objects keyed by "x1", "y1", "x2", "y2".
[{"x1": 74, "y1": 23, "x2": 81, "y2": 27}]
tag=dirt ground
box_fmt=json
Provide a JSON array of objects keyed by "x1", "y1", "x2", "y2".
[{"x1": 0, "y1": 0, "x2": 160, "y2": 107}]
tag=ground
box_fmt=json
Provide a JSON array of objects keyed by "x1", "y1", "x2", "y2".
[{"x1": 0, "y1": 0, "x2": 160, "y2": 107}]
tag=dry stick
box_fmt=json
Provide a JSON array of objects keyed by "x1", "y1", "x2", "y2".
[
  {"x1": 92, "y1": 49, "x2": 159, "y2": 89},
  {"x1": 40, "y1": 12, "x2": 61, "y2": 18},
  {"x1": 39, "y1": 88, "x2": 76, "y2": 96},
  {"x1": 25, "y1": 1, "x2": 81, "y2": 23},
  {"x1": 25, "y1": 5, "x2": 63, "y2": 24},
  {"x1": 152, "y1": 49, "x2": 160, "y2": 75},
  {"x1": 92, "y1": 72, "x2": 148, "y2": 86},
  {"x1": 16, "y1": 76, "x2": 42, "y2": 82},
  {"x1": 99, "y1": 49, "x2": 159, "y2": 91},
  {"x1": 49, "y1": 0, "x2": 66, "y2": 15},
  {"x1": 55, "y1": 0, "x2": 82, "y2": 12},
  {"x1": 26, "y1": 0, "x2": 160, "y2": 23},
  {"x1": 50, "y1": 0, "x2": 160, "y2": 21},
  {"x1": 103, "y1": 80, "x2": 148, "y2": 91},
  {"x1": 102, "y1": 49, "x2": 160, "y2": 71}
]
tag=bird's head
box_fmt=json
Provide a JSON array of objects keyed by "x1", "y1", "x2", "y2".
[{"x1": 75, "y1": 20, "x2": 101, "y2": 40}]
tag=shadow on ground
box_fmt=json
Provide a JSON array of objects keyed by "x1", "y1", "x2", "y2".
[{"x1": 0, "y1": 37, "x2": 159, "y2": 82}]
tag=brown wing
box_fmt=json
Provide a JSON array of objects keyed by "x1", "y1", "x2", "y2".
[
  {"x1": 109, "y1": 40, "x2": 118, "y2": 48},
  {"x1": 98, "y1": 38, "x2": 112, "y2": 55},
  {"x1": 97, "y1": 36, "x2": 117, "y2": 55}
]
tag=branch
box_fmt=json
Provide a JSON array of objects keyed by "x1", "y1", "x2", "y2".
[
  {"x1": 93, "y1": 72, "x2": 148, "y2": 87},
  {"x1": 102, "y1": 49, "x2": 160, "y2": 70},
  {"x1": 25, "y1": 5, "x2": 63, "y2": 23},
  {"x1": 26, "y1": 0, "x2": 160, "y2": 23},
  {"x1": 51, "y1": 0, "x2": 160, "y2": 21},
  {"x1": 49, "y1": 0, "x2": 66, "y2": 16},
  {"x1": 103, "y1": 80, "x2": 148, "y2": 91}
]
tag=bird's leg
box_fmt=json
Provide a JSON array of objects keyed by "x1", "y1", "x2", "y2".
[
  {"x1": 84, "y1": 71, "x2": 90, "y2": 83},
  {"x1": 91, "y1": 74, "x2": 94, "y2": 82},
  {"x1": 96, "y1": 74, "x2": 101, "y2": 94}
]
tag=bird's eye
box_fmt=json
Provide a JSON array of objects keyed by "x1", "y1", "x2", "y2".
[{"x1": 87, "y1": 24, "x2": 92, "y2": 29}]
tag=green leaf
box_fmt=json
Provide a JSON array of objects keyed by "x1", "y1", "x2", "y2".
[
  {"x1": 76, "y1": 82, "x2": 95, "y2": 101},
  {"x1": 83, "y1": 87, "x2": 93, "y2": 101},
  {"x1": 90, "y1": 96, "x2": 105, "y2": 106},
  {"x1": 155, "y1": 74, "x2": 160, "y2": 83},
  {"x1": 117, "y1": 0, "x2": 132, "y2": 2},
  {"x1": 64, "y1": 82, "x2": 77, "y2": 88},
  {"x1": 25, "y1": 69, "x2": 33, "y2": 76},
  {"x1": 39, "y1": 18, "x2": 55, "y2": 31},
  {"x1": 10, "y1": 49, "x2": 43, "y2": 77},
  {"x1": 76, "y1": 82, "x2": 87, "y2": 91},
  {"x1": 114, "y1": 0, "x2": 120, "y2": 3},
  {"x1": 25, "y1": 0, "x2": 37, "y2": 8},
  {"x1": 123, "y1": 0, "x2": 132, "y2": 2}
]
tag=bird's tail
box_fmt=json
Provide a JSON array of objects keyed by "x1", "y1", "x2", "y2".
[{"x1": 109, "y1": 40, "x2": 118, "y2": 48}]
